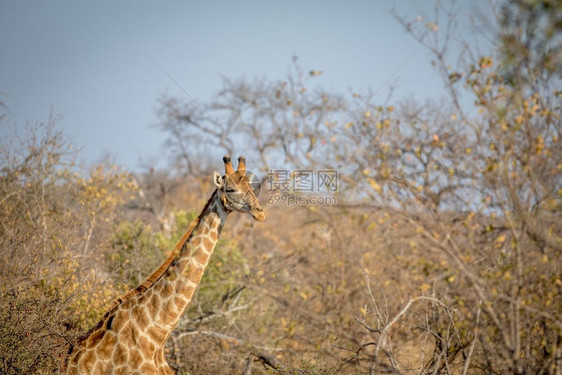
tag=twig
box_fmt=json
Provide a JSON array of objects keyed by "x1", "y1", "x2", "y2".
[{"x1": 462, "y1": 301, "x2": 481, "y2": 375}]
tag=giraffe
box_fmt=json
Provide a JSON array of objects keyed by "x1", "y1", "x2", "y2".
[{"x1": 65, "y1": 155, "x2": 265, "y2": 375}]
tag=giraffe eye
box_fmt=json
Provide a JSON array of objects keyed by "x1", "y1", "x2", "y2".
[{"x1": 226, "y1": 188, "x2": 236, "y2": 193}]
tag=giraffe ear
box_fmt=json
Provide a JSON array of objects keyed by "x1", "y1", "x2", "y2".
[{"x1": 213, "y1": 171, "x2": 224, "y2": 188}]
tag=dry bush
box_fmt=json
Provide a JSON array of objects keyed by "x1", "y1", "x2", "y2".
[
  {"x1": 0, "y1": 117, "x2": 138, "y2": 373},
  {"x1": 155, "y1": 1, "x2": 561, "y2": 374}
]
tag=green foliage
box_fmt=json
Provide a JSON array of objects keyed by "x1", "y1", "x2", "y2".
[
  {"x1": 158, "y1": 209, "x2": 198, "y2": 247},
  {"x1": 189, "y1": 237, "x2": 248, "y2": 312},
  {"x1": 108, "y1": 220, "x2": 161, "y2": 289}
]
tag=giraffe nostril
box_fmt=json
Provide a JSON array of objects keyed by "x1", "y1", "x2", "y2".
[{"x1": 256, "y1": 206, "x2": 263, "y2": 212}]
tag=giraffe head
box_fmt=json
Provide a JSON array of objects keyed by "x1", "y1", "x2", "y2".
[{"x1": 213, "y1": 155, "x2": 265, "y2": 221}]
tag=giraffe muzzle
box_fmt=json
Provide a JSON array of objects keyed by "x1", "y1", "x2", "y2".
[{"x1": 251, "y1": 206, "x2": 266, "y2": 221}]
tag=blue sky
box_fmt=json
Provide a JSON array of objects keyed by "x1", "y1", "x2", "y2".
[{"x1": 0, "y1": 1, "x2": 473, "y2": 170}]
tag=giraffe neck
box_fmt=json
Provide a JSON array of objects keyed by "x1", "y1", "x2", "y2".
[
  {"x1": 135, "y1": 189, "x2": 228, "y2": 346},
  {"x1": 64, "y1": 190, "x2": 231, "y2": 374}
]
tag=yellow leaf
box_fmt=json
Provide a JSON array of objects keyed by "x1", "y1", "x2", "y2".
[
  {"x1": 479, "y1": 56, "x2": 493, "y2": 69},
  {"x1": 221, "y1": 339, "x2": 230, "y2": 350},
  {"x1": 368, "y1": 178, "x2": 382, "y2": 193},
  {"x1": 426, "y1": 22, "x2": 438, "y2": 31}
]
